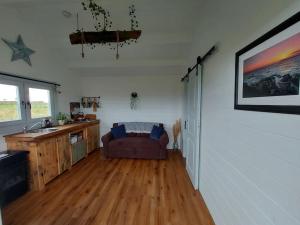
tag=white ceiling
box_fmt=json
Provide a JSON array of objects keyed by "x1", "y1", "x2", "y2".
[{"x1": 0, "y1": 0, "x2": 203, "y2": 76}]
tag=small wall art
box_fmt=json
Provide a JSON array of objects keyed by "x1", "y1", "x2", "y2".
[
  {"x1": 70, "y1": 102, "x2": 81, "y2": 119},
  {"x1": 81, "y1": 97, "x2": 100, "y2": 112},
  {"x1": 2, "y1": 35, "x2": 35, "y2": 66}
]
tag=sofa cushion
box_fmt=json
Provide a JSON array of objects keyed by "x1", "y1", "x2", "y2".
[
  {"x1": 111, "y1": 124, "x2": 127, "y2": 139},
  {"x1": 115, "y1": 122, "x2": 161, "y2": 133},
  {"x1": 109, "y1": 137, "x2": 160, "y2": 151},
  {"x1": 150, "y1": 125, "x2": 164, "y2": 140}
]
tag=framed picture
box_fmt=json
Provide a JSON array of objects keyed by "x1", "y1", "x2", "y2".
[
  {"x1": 70, "y1": 102, "x2": 80, "y2": 119},
  {"x1": 235, "y1": 12, "x2": 300, "y2": 114}
]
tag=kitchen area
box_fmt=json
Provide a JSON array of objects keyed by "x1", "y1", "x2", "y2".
[
  {"x1": 2, "y1": 120, "x2": 100, "y2": 193},
  {"x1": 0, "y1": 93, "x2": 101, "y2": 209}
]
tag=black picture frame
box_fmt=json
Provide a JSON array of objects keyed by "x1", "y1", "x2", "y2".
[{"x1": 235, "y1": 11, "x2": 300, "y2": 114}]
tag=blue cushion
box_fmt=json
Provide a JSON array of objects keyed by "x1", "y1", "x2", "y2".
[
  {"x1": 150, "y1": 125, "x2": 164, "y2": 140},
  {"x1": 111, "y1": 125, "x2": 127, "y2": 139}
]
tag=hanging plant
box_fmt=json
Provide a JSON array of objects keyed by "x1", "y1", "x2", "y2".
[
  {"x1": 81, "y1": 0, "x2": 112, "y2": 32},
  {"x1": 129, "y1": 5, "x2": 139, "y2": 31},
  {"x1": 70, "y1": 1, "x2": 141, "y2": 59},
  {"x1": 130, "y1": 92, "x2": 139, "y2": 110}
]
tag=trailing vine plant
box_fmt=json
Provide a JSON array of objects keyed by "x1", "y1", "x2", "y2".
[
  {"x1": 77, "y1": 0, "x2": 141, "y2": 57},
  {"x1": 81, "y1": 0, "x2": 112, "y2": 31},
  {"x1": 129, "y1": 5, "x2": 139, "y2": 31},
  {"x1": 112, "y1": 5, "x2": 140, "y2": 50}
]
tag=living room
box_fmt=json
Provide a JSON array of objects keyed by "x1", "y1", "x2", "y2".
[{"x1": 0, "y1": 0, "x2": 300, "y2": 225}]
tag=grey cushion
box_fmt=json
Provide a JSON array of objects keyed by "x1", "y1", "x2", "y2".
[{"x1": 117, "y1": 122, "x2": 160, "y2": 133}]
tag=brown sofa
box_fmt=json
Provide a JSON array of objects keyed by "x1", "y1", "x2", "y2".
[{"x1": 101, "y1": 123, "x2": 169, "y2": 159}]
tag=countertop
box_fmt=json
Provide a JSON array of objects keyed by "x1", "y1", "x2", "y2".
[{"x1": 4, "y1": 120, "x2": 100, "y2": 142}]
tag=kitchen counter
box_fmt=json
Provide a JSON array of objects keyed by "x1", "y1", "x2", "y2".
[
  {"x1": 4, "y1": 120, "x2": 100, "y2": 191},
  {"x1": 4, "y1": 120, "x2": 100, "y2": 142}
]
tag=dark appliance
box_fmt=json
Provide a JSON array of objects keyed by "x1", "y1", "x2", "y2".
[{"x1": 0, "y1": 150, "x2": 29, "y2": 207}]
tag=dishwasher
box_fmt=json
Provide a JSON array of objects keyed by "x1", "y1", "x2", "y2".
[{"x1": 70, "y1": 131, "x2": 87, "y2": 165}]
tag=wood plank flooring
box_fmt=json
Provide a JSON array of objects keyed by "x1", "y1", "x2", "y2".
[{"x1": 3, "y1": 151, "x2": 215, "y2": 225}]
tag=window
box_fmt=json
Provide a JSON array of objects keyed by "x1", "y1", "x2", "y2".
[
  {"x1": 29, "y1": 88, "x2": 51, "y2": 119},
  {"x1": 0, "y1": 75, "x2": 56, "y2": 128},
  {"x1": 0, "y1": 84, "x2": 21, "y2": 122}
]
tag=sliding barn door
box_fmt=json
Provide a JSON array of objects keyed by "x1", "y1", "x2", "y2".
[
  {"x1": 182, "y1": 79, "x2": 188, "y2": 159},
  {"x1": 183, "y1": 65, "x2": 202, "y2": 189}
]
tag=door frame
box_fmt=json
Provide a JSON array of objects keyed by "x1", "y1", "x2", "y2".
[
  {"x1": 197, "y1": 65, "x2": 203, "y2": 190},
  {"x1": 183, "y1": 64, "x2": 202, "y2": 190}
]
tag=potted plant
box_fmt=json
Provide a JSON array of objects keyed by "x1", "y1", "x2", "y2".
[{"x1": 57, "y1": 112, "x2": 67, "y2": 126}]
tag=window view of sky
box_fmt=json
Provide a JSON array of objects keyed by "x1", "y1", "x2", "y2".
[
  {"x1": 29, "y1": 88, "x2": 50, "y2": 103},
  {"x1": 0, "y1": 84, "x2": 18, "y2": 101},
  {"x1": 0, "y1": 84, "x2": 50, "y2": 102}
]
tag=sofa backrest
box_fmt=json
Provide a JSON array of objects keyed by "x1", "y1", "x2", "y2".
[{"x1": 113, "y1": 122, "x2": 164, "y2": 133}]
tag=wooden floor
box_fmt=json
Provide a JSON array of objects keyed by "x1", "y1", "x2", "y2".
[{"x1": 3, "y1": 151, "x2": 214, "y2": 225}]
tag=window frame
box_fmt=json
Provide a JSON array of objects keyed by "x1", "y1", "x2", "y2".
[
  {"x1": 0, "y1": 75, "x2": 57, "y2": 132},
  {"x1": 24, "y1": 81, "x2": 56, "y2": 122},
  {"x1": 0, "y1": 77, "x2": 26, "y2": 127}
]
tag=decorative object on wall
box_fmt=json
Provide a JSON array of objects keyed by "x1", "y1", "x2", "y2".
[
  {"x1": 172, "y1": 119, "x2": 181, "y2": 150},
  {"x1": 2, "y1": 35, "x2": 35, "y2": 66},
  {"x1": 81, "y1": 96, "x2": 100, "y2": 111},
  {"x1": 130, "y1": 92, "x2": 139, "y2": 110},
  {"x1": 70, "y1": 102, "x2": 81, "y2": 119},
  {"x1": 235, "y1": 12, "x2": 300, "y2": 114},
  {"x1": 92, "y1": 97, "x2": 98, "y2": 112},
  {"x1": 69, "y1": 0, "x2": 141, "y2": 59}
]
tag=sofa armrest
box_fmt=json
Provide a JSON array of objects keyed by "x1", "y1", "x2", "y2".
[
  {"x1": 101, "y1": 132, "x2": 113, "y2": 155},
  {"x1": 159, "y1": 131, "x2": 169, "y2": 148}
]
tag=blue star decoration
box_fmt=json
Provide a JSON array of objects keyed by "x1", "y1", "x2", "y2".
[{"x1": 2, "y1": 35, "x2": 35, "y2": 66}]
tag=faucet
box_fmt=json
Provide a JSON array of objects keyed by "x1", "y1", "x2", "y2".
[{"x1": 23, "y1": 120, "x2": 45, "y2": 133}]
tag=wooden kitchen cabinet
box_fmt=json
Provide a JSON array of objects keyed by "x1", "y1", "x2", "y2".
[
  {"x1": 5, "y1": 120, "x2": 100, "y2": 191},
  {"x1": 56, "y1": 134, "x2": 71, "y2": 174},
  {"x1": 86, "y1": 124, "x2": 100, "y2": 154},
  {"x1": 39, "y1": 138, "x2": 59, "y2": 184}
]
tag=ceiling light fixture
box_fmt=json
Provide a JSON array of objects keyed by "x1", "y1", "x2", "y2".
[{"x1": 69, "y1": 0, "x2": 141, "y2": 60}]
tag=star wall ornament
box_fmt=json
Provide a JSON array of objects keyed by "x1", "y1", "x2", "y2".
[{"x1": 2, "y1": 35, "x2": 35, "y2": 66}]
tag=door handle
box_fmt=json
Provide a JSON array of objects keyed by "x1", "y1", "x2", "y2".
[
  {"x1": 27, "y1": 102, "x2": 31, "y2": 109},
  {"x1": 184, "y1": 121, "x2": 187, "y2": 129},
  {"x1": 22, "y1": 101, "x2": 27, "y2": 109}
]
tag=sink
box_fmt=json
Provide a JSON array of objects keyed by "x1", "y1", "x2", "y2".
[
  {"x1": 27, "y1": 128, "x2": 58, "y2": 133},
  {"x1": 46, "y1": 128, "x2": 58, "y2": 132}
]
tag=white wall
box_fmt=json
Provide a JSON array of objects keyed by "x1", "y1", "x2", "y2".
[
  {"x1": 189, "y1": 0, "x2": 300, "y2": 225},
  {"x1": 0, "y1": 5, "x2": 183, "y2": 151},
  {"x1": 0, "y1": 7, "x2": 81, "y2": 151},
  {"x1": 80, "y1": 74, "x2": 183, "y2": 149}
]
